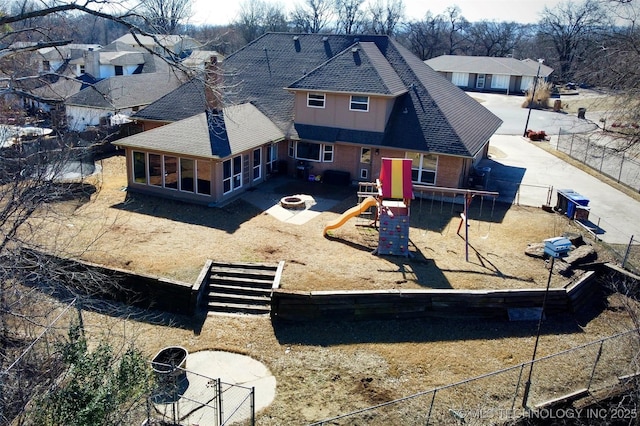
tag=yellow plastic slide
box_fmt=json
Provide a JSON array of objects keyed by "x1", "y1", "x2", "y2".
[{"x1": 323, "y1": 196, "x2": 378, "y2": 236}]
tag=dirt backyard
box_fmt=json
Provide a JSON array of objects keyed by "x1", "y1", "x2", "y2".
[{"x1": 34, "y1": 153, "x2": 637, "y2": 424}]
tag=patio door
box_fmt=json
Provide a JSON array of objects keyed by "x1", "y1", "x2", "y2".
[{"x1": 476, "y1": 74, "x2": 486, "y2": 89}]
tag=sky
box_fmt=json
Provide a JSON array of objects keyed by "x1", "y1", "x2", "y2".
[{"x1": 191, "y1": 0, "x2": 566, "y2": 27}]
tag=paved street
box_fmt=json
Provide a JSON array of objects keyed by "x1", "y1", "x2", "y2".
[{"x1": 474, "y1": 93, "x2": 640, "y2": 246}]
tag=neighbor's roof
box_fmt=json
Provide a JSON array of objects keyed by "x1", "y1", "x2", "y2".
[
  {"x1": 116, "y1": 103, "x2": 285, "y2": 158},
  {"x1": 131, "y1": 78, "x2": 207, "y2": 123},
  {"x1": 65, "y1": 72, "x2": 183, "y2": 109},
  {"x1": 113, "y1": 33, "x2": 202, "y2": 50},
  {"x1": 126, "y1": 33, "x2": 502, "y2": 158},
  {"x1": 425, "y1": 55, "x2": 554, "y2": 78}
]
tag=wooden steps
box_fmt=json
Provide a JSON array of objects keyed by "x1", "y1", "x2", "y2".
[{"x1": 206, "y1": 261, "x2": 283, "y2": 316}]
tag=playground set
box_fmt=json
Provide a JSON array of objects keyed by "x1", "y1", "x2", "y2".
[{"x1": 323, "y1": 157, "x2": 499, "y2": 261}]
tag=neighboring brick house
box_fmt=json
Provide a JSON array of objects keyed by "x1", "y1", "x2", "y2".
[
  {"x1": 425, "y1": 55, "x2": 554, "y2": 95},
  {"x1": 113, "y1": 33, "x2": 502, "y2": 206}
]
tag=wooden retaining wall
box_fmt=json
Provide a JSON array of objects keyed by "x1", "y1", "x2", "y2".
[
  {"x1": 23, "y1": 249, "x2": 207, "y2": 315},
  {"x1": 271, "y1": 270, "x2": 602, "y2": 322}
]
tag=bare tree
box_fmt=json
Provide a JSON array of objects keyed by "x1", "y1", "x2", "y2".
[
  {"x1": 236, "y1": 0, "x2": 289, "y2": 43},
  {"x1": 366, "y1": 0, "x2": 404, "y2": 35},
  {"x1": 402, "y1": 12, "x2": 447, "y2": 60},
  {"x1": 334, "y1": 0, "x2": 365, "y2": 34},
  {"x1": 290, "y1": 0, "x2": 333, "y2": 33},
  {"x1": 467, "y1": 20, "x2": 524, "y2": 57},
  {"x1": 537, "y1": 0, "x2": 609, "y2": 82},
  {"x1": 0, "y1": 2, "x2": 201, "y2": 423},
  {"x1": 136, "y1": 0, "x2": 193, "y2": 34},
  {"x1": 442, "y1": 5, "x2": 470, "y2": 55}
]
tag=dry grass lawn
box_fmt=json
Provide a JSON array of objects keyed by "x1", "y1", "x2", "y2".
[{"x1": 32, "y1": 153, "x2": 637, "y2": 425}]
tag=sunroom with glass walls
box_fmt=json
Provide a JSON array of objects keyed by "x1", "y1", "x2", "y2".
[{"x1": 131, "y1": 151, "x2": 214, "y2": 198}]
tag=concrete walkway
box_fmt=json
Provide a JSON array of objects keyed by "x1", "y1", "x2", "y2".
[{"x1": 483, "y1": 134, "x2": 639, "y2": 245}]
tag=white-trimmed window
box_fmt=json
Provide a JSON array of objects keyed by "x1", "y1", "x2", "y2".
[
  {"x1": 223, "y1": 155, "x2": 242, "y2": 194},
  {"x1": 133, "y1": 151, "x2": 146, "y2": 184},
  {"x1": 307, "y1": 93, "x2": 325, "y2": 108},
  {"x1": 266, "y1": 143, "x2": 278, "y2": 174},
  {"x1": 350, "y1": 95, "x2": 369, "y2": 111},
  {"x1": 294, "y1": 141, "x2": 334, "y2": 163},
  {"x1": 407, "y1": 152, "x2": 438, "y2": 185},
  {"x1": 288, "y1": 140, "x2": 295, "y2": 157},
  {"x1": 252, "y1": 148, "x2": 261, "y2": 180},
  {"x1": 360, "y1": 147, "x2": 371, "y2": 164}
]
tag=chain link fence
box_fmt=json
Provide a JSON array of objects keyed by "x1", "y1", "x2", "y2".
[
  {"x1": 1, "y1": 299, "x2": 78, "y2": 426},
  {"x1": 309, "y1": 330, "x2": 640, "y2": 425},
  {"x1": 557, "y1": 131, "x2": 640, "y2": 193},
  {"x1": 148, "y1": 362, "x2": 255, "y2": 426}
]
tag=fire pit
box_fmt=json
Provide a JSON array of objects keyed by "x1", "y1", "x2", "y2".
[{"x1": 280, "y1": 196, "x2": 306, "y2": 210}]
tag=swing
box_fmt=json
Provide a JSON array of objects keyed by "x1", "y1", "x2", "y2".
[{"x1": 480, "y1": 196, "x2": 496, "y2": 239}]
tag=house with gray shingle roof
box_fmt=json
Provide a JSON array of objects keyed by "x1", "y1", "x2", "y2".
[
  {"x1": 425, "y1": 55, "x2": 553, "y2": 94},
  {"x1": 113, "y1": 33, "x2": 502, "y2": 206},
  {"x1": 65, "y1": 72, "x2": 185, "y2": 131}
]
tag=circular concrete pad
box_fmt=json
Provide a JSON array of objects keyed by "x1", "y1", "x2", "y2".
[{"x1": 153, "y1": 350, "x2": 276, "y2": 425}]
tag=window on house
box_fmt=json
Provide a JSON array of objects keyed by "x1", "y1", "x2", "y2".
[
  {"x1": 115, "y1": 65, "x2": 124, "y2": 76},
  {"x1": 360, "y1": 147, "x2": 371, "y2": 164},
  {"x1": 148, "y1": 153, "x2": 162, "y2": 186},
  {"x1": 266, "y1": 143, "x2": 278, "y2": 174},
  {"x1": 164, "y1": 155, "x2": 178, "y2": 189},
  {"x1": 407, "y1": 152, "x2": 438, "y2": 185},
  {"x1": 288, "y1": 140, "x2": 295, "y2": 158},
  {"x1": 180, "y1": 158, "x2": 194, "y2": 192},
  {"x1": 233, "y1": 156, "x2": 242, "y2": 190},
  {"x1": 79, "y1": 64, "x2": 85, "y2": 74},
  {"x1": 294, "y1": 141, "x2": 334, "y2": 163},
  {"x1": 323, "y1": 145, "x2": 333, "y2": 162},
  {"x1": 133, "y1": 151, "x2": 146, "y2": 183},
  {"x1": 350, "y1": 95, "x2": 369, "y2": 111},
  {"x1": 223, "y1": 156, "x2": 243, "y2": 194},
  {"x1": 307, "y1": 93, "x2": 325, "y2": 108},
  {"x1": 252, "y1": 148, "x2": 261, "y2": 180},
  {"x1": 196, "y1": 160, "x2": 211, "y2": 195}
]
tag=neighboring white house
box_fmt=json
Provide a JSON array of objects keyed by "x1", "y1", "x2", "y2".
[
  {"x1": 112, "y1": 33, "x2": 202, "y2": 57},
  {"x1": 30, "y1": 44, "x2": 100, "y2": 75},
  {"x1": 181, "y1": 50, "x2": 224, "y2": 71},
  {"x1": 425, "y1": 55, "x2": 554, "y2": 94},
  {"x1": 64, "y1": 72, "x2": 184, "y2": 131}
]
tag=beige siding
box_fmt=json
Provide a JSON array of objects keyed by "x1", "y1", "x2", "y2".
[{"x1": 294, "y1": 91, "x2": 394, "y2": 132}]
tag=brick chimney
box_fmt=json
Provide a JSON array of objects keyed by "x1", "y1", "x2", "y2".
[{"x1": 204, "y1": 56, "x2": 222, "y2": 112}]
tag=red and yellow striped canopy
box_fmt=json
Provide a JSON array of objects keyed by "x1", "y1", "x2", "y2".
[{"x1": 379, "y1": 158, "x2": 413, "y2": 199}]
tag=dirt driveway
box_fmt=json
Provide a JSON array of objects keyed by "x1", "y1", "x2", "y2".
[{"x1": 39, "y1": 154, "x2": 634, "y2": 424}]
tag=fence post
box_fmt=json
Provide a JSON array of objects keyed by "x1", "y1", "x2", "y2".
[
  {"x1": 251, "y1": 386, "x2": 256, "y2": 426},
  {"x1": 587, "y1": 341, "x2": 604, "y2": 390},
  {"x1": 618, "y1": 153, "x2": 625, "y2": 183},
  {"x1": 218, "y1": 378, "x2": 223, "y2": 426},
  {"x1": 426, "y1": 389, "x2": 437, "y2": 424},
  {"x1": 622, "y1": 235, "x2": 635, "y2": 270},
  {"x1": 584, "y1": 137, "x2": 590, "y2": 163}
]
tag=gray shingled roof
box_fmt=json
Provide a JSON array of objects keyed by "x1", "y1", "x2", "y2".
[
  {"x1": 65, "y1": 72, "x2": 183, "y2": 110},
  {"x1": 116, "y1": 103, "x2": 284, "y2": 158},
  {"x1": 131, "y1": 78, "x2": 207, "y2": 122},
  {"x1": 425, "y1": 55, "x2": 554, "y2": 78},
  {"x1": 124, "y1": 33, "x2": 502, "y2": 159},
  {"x1": 288, "y1": 42, "x2": 406, "y2": 96}
]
